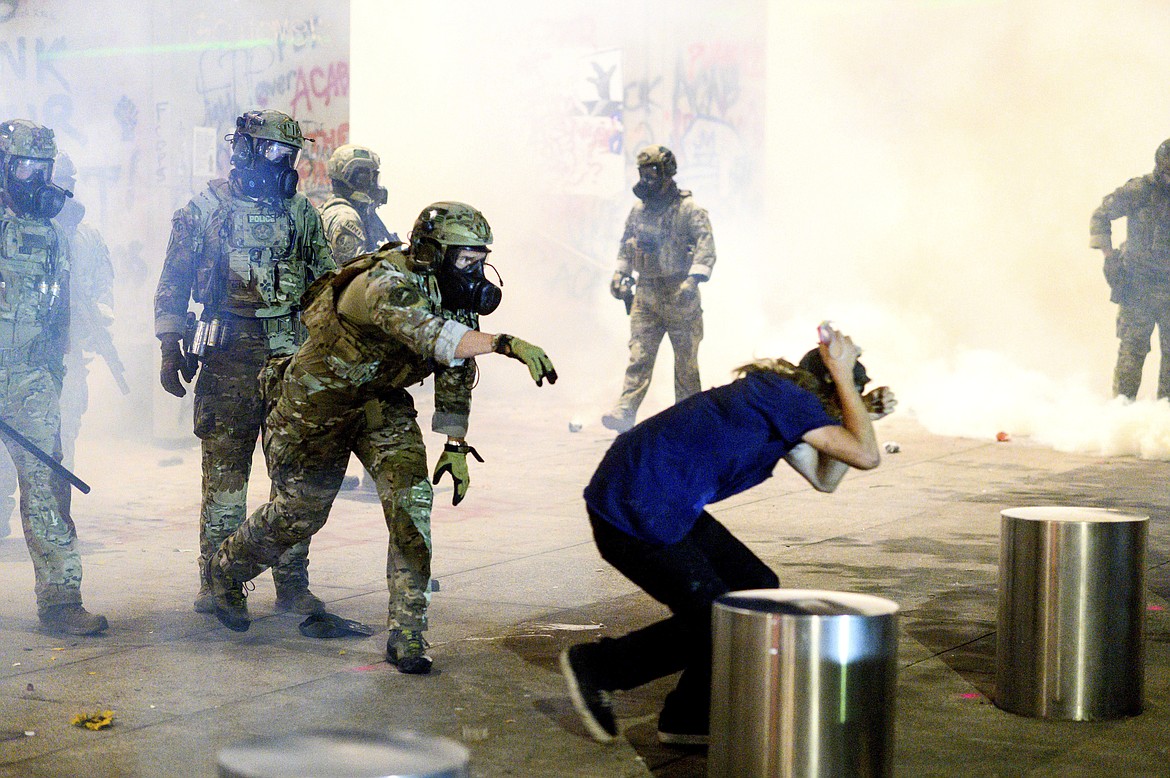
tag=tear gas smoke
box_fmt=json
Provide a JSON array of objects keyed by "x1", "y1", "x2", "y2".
[{"x1": 352, "y1": 0, "x2": 1170, "y2": 459}]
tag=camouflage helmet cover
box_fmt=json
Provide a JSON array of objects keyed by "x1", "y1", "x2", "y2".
[
  {"x1": 1156, "y1": 138, "x2": 1170, "y2": 173},
  {"x1": 327, "y1": 143, "x2": 381, "y2": 187},
  {"x1": 0, "y1": 119, "x2": 57, "y2": 160},
  {"x1": 411, "y1": 201, "x2": 493, "y2": 248},
  {"x1": 234, "y1": 110, "x2": 306, "y2": 149},
  {"x1": 636, "y1": 144, "x2": 677, "y2": 178}
]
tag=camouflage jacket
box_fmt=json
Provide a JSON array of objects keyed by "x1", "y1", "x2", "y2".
[
  {"x1": 1090, "y1": 174, "x2": 1170, "y2": 280},
  {"x1": 292, "y1": 248, "x2": 477, "y2": 437},
  {"x1": 61, "y1": 222, "x2": 114, "y2": 355},
  {"x1": 320, "y1": 196, "x2": 400, "y2": 265},
  {"x1": 616, "y1": 188, "x2": 716, "y2": 280},
  {"x1": 154, "y1": 178, "x2": 335, "y2": 338},
  {"x1": 0, "y1": 204, "x2": 70, "y2": 375}
]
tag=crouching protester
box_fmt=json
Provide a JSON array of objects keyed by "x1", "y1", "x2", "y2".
[
  {"x1": 203, "y1": 201, "x2": 557, "y2": 675},
  {"x1": 560, "y1": 325, "x2": 895, "y2": 745}
]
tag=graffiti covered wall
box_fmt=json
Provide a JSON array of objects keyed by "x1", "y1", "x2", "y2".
[{"x1": 0, "y1": 0, "x2": 349, "y2": 436}]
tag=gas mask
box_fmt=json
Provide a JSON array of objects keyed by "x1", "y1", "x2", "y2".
[
  {"x1": 632, "y1": 164, "x2": 673, "y2": 202},
  {"x1": 345, "y1": 166, "x2": 388, "y2": 209},
  {"x1": 230, "y1": 136, "x2": 300, "y2": 200},
  {"x1": 4, "y1": 155, "x2": 71, "y2": 219},
  {"x1": 437, "y1": 246, "x2": 501, "y2": 315}
]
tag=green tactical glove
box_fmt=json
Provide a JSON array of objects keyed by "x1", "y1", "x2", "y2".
[
  {"x1": 493, "y1": 334, "x2": 558, "y2": 386},
  {"x1": 677, "y1": 275, "x2": 700, "y2": 304},
  {"x1": 432, "y1": 441, "x2": 484, "y2": 506},
  {"x1": 159, "y1": 337, "x2": 198, "y2": 398}
]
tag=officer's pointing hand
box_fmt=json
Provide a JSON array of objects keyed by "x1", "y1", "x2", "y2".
[{"x1": 493, "y1": 334, "x2": 558, "y2": 386}]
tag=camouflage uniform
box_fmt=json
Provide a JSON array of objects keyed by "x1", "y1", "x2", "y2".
[
  {"x1": 1091, "y1": 147, "x2": 1170, "y2": 399},
  {"x1": 209, "y1": 247, "x2": 477, "y2": 634},
  {"x1": 0, "y1": 119, "x2": 103, "y2": 632},
  {"x1": 60, "y1": 221, "x2": 115, "y2": 469},
  {"x1": 155, "y1": 173, "x2": 335, "y2": 599},
  {"x1": 319, "y1": 144, "x2": 398, "y2": 264},
  {"x1": 610, "y1": 179, "x2": 715, "y2": 419}
]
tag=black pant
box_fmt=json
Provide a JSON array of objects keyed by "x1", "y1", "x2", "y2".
[{"x1": 588, "y1": 509, "x2": 779, "y2": 720}]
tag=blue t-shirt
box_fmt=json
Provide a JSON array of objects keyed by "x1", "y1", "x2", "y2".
[{"x1": 584, "y1": 371, "x2": 839, "y2": 545}]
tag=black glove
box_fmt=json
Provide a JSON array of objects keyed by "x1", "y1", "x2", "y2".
[{"x1": 160, "y1": 338, "x2": 198, "y2": 398}]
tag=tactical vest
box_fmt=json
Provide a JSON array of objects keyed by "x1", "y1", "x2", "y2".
[
  {"x1": 0, "y1": 210, "x2": 62, "y2": 361},
  {"x1": 629, "y1": 190, "x2": 696, "y2": 278},
  {"x1": 300, "y1": 251, "x2": 438, "y2": 390},
  {"x1": 220, "y1": 197, "x2": 302, "y2": 317}
]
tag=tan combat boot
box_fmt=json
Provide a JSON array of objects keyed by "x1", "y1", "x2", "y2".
[{"x1": 39, "y1": 604, "x2": 108, "y2": 636}]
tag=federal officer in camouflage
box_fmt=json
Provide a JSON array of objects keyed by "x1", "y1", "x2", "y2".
[
  {"x1": 602, "y1": 145, "x2": 716, "y2": 433},
  {"x1": 154, "y1": 110, "x2": 336, "y2": 615},
  {"x1": 1092, "y1": 138, "x2": 1170, "y2": 400},
  {"x1": 319, "y1": 143, "x2": 399, "y2": 263},
  {"x1": 0, "y1": 119, "x2": 107, "y2": 635},
  {"x1": 204, "y1": 201, "x2": 557, "y2": 675},
  {"x1": 53, "y1": 152, "x2": 118, "y2": 470}
]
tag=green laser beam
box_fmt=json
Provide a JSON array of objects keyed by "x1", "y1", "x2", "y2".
[{"x1": 44, "y1": 39, "x2": 275, "y2": 61}]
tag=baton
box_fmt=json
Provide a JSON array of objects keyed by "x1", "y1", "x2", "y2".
[{"x1": 0, "y1": 417, "x2": 90, "y2": 494}]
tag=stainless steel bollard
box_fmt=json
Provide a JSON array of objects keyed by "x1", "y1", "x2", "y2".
[
  {"x1": 996, "y1": 506, "x2": 1147, "y2": 720},
  {"x1": 217, "y1": 729, "x2": 470, "y2": 778},
  {"x1": 709, "y1": 589, "x2": 899, "y2": 778}
]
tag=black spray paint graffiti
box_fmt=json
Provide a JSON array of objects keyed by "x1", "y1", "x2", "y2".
[{"x1": 0, "y1": 35, "x2": 82, "y2": 143}]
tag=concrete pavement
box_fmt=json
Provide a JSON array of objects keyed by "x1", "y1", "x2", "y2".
[{"x1": 2, "y1": 397, "x2": 1169, "y2": 776}]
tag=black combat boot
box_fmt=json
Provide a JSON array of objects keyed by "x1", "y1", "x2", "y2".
[
  {"x1": 386, "y1": 628, "x2": 433, "y2": 674},
  {"x1": 203, "y1": 559, "x2": 251, "y2": 632}
]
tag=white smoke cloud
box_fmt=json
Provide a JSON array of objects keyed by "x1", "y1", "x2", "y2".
[{"x1": 349, "y1": 0, "x2": 1170, "y2": 457}]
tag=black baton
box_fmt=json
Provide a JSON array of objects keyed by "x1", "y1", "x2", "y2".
[{"x1": 0, "y1": 417, "x2": 90, "y2": 494}]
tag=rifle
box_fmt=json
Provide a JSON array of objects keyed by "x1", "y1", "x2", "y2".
[
  {"x1": 72, "y1": 298, "x2": 130, "y2": 395},
  {"x1": 0, "y1": 416, "x2": 90, "y2": 493}
]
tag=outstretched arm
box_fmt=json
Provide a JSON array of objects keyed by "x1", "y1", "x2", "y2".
[{"x1": 454, "y1": 330, "x2": 557, "y2": 386}]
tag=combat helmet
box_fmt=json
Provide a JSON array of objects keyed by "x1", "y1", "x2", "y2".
[
  {"x1": 0, "y1": 118, "x2": 57, "y2": 190},
  {"x1": 409, "y1": 201, "x2": 492, "y2": 269},
  {"x1": 0, "y1": 119, "x2": 71, "y2": 218},
  {"x1": 228, "y1": 110, "x2": 307, "y2": 200},
  {"x1": 328, "y1": 144, "x2": 379, "y2": 187},
  {"x1": 636, "y1": 144, "x2": 677, "y2": 178}
]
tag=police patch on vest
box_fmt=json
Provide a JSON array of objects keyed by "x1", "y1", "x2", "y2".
[
  {"x1": 252, "y1": 223, "x2": 275, "y2": 241},
  {"x1": 248, "y1": 214, "x2": 278, "y2": 224},
  {"x1": 19, "y1": 233, "x2": 49, "y2": 253}
]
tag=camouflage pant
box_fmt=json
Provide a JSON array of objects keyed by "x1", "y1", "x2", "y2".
[
  {"x1": 1114, "y1": 288, "x2": 1170, "y2": 399},
  {"x1": 0, "y1": 366, "x2": 84, "y2": 612},
  {"x1": 615, "y1": 275, "x2": 703, "y2": 414},
  {"x1": 193, "y1": 330, "x2": 310, "y2": 593},
  {"x1": 212, "y1": 384, "x2": 433, "y2": 631}
]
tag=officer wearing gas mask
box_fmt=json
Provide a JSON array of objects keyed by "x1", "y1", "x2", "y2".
[
  {"x1": 203, "y1": 201, "x2": 553, "y2": 677},
  {"x1": 154, "y1": 109, "x2": 336, "y2": 617},
  {"x1": 0, "y1": 118, "x2": 107, "y2": 635},
  {"x1": 602, "y1": 145, "x2": 716, "y2": 433},
  {"x1": 319, "y1": 144, "x2": 400, "y2": 263}
]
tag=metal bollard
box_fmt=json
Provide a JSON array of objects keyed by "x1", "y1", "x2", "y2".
[
  {"x1": 217, "y1": 729, "x2": 470, "y2": 778},
  {"x1": 708, "y1": 589, "x2": 899, "y2": 778},
  {"x1": 996, "y1": 506, "x2": 1147, "y2": 720}
]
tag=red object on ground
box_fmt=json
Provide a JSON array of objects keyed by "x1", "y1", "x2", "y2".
[{"x1": 996, "y1": 431, "x2": 1011, "y2": 442}]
